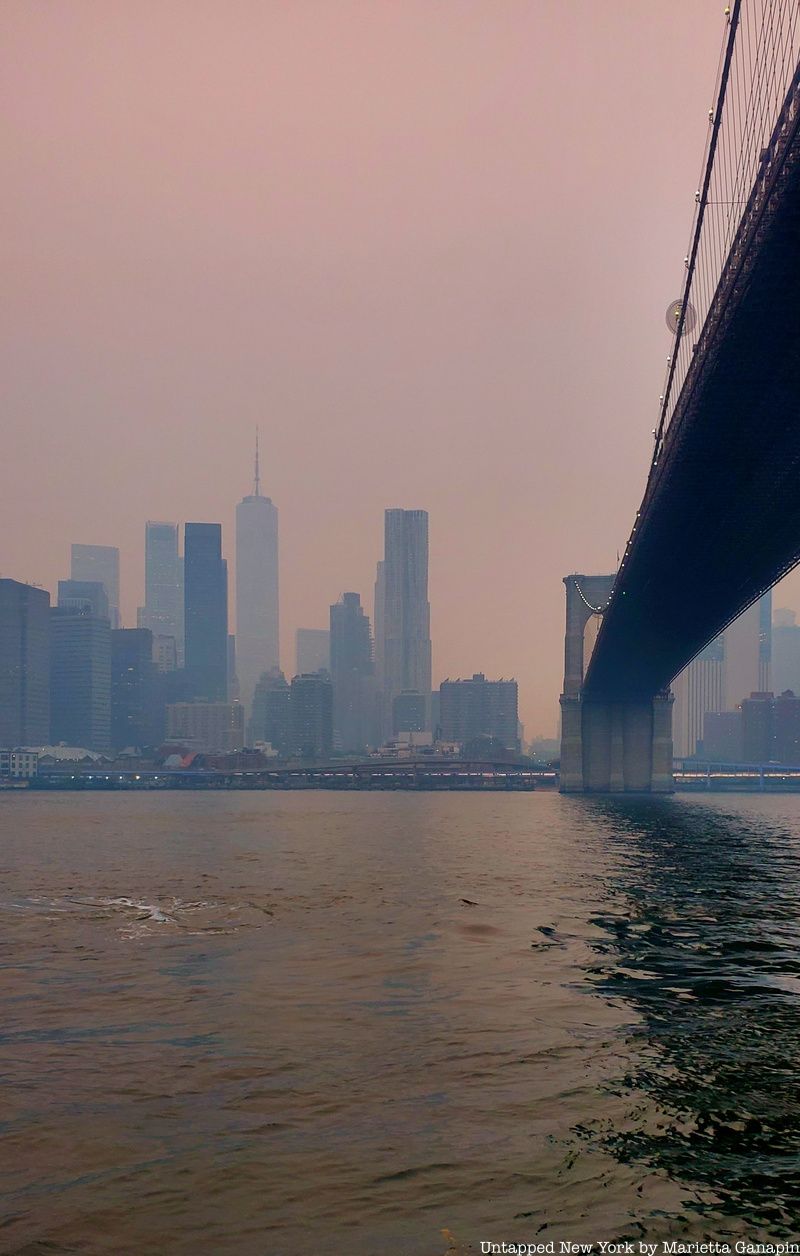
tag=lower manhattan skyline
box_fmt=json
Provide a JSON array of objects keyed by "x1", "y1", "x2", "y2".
[
  {"x1": 7, "y1": 457, "x2": 800, "y2": 739},
  {"x1": 12, "y1": 1, "x2": 800, "y2": 735}
]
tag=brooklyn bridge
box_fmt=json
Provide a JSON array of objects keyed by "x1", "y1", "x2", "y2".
[{"x1": 561, "y1": 0, "x2": 800, "y2": 792}]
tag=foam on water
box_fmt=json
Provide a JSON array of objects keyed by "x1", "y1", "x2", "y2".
[{"x1": 0, "y1": 892, "x2": 271, "y2": 936}]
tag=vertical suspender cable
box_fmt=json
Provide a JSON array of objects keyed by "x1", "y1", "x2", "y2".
[{"x1": 652, "y1": 1, "x2": 742, "y2": 459}]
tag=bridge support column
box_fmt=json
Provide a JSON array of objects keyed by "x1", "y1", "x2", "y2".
[{"x1": 559, "y1": 693, "x2": 674, "y2": 793}]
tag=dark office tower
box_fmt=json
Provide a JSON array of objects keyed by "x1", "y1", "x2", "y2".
[
  {"x1": 248, "y1": 667, "x2": 291, "y2": 752},
  {"x1": 184, "y1": 523, "x2": 228, "y2": 702},
  {"x1": 439, "y1": 674, "x2": 520, "y2": 751},
  {"x1": 50, "y1": 606, "x2": 111, "y2": 751},
  {"x1": 741, "y1": 692, "x2": 774, "y2": 764},
  {"x1": 0, "y1": 579, "x2": 50, "y2": 746},
  {"x1": 71, "y1": 544, "x2": 120, "y2": 629},
  {"x1": 378, "y1": 509, "x2": 431, "y2": 736},
  {"x1": 773, "y1": 690, "x2": 800, "y2": 765},
  {"x1": 58, "y1": 580, "x2": 109, "y2": 620},
  {"x1": 236, "y1": 434, "x2": 279, "y2": 717},
  {"x1": 141, "y1": 522, "x2": 183, "y2": 663},
  {"x1": 289, "y1": 672, "x2": 333, "y2": 759},
  {"x1": 111, "y1": 628, "x2": 155, "y2": 751},
  {"x1": 330, "y1": 592, "x2": 374, "y2": 752},
  {"x1": 702, "y1": 710, "x2": 743, "y2": 763},
  {"x1": 392, "y1": 690, "x2": 427, "y2": 735}
]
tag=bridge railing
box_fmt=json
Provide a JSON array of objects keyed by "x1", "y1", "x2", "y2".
[{"x1": 655, "y1": 1, "x2": 800, "y2": 456}]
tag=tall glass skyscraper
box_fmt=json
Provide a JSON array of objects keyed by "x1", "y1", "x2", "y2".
[
  {"x1": 140, "y1": 522, "x2": 183, "y2": 663},
  {"x1": 50, "y1": 606, "x2": 111, "y2": 751},
  {"x1": 184, "y1": 522, "x2": 228, "y2": 702},
  {"x1": 376, "y1": 509, "x2": 431, "y2": 736},
  {"x1": 70, "y1": 544, "x2": 120, "y2": 629},
  {"x1": 0, "y1": 578, "x2": 50, "y2": 746},
  {"x1": 330, "y1": 592, "x2": 374, "y2": 752},
  {"x1": 235, "y1": 436, "x2": 279, "y2": 716}
]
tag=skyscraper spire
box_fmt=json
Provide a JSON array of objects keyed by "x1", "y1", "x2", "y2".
[{"x1": 237, "y1": 428, "x2": 280, "y2": 718}]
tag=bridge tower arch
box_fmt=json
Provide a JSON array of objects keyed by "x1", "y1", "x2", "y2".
[
  {"x1": 562, "y1": 574, "x2": 615, "y2": 697},
  {"x1": 559, "y1": 574, "x2": 674, "y2": 794}
]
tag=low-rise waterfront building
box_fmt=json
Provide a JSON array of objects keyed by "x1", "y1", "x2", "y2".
[
  {"x1": 165, "y1": 700, "x2": 244, "y2": 753},
  {"x1": 0, "y1": 749, "x2": 39, "y2": 778},
  {"x1": 439, "y1": 674, "x2": 519, "y2": 751}
]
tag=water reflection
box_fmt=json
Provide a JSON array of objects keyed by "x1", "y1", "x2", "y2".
[
  {"x1": 579, "y1": 797, "x2": 800, "y2": 1235},
  {"x1": 7, "y1": 792, "x2": 800, "y2": 1251}
]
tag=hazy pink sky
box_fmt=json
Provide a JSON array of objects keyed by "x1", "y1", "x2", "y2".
[{"x1": 3, "y1": 1, "x2": 797, "y2": 735}]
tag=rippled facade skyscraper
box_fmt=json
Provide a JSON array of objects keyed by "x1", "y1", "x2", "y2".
[{"x1": 235, "y1": 436, "x2": 279, "y2": 716}]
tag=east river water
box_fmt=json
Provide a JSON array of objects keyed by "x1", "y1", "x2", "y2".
[{"x1": 3, "y1": 791, "x2": 800, "y2": 1255}]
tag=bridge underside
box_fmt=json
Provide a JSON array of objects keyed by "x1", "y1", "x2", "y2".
[{"x1": 584, "y1": 116, "x2": 800, "y2": 705}]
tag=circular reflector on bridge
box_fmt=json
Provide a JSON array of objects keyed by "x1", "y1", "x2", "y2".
[{"x1": 665, "y1": 298, "x2": 697, "y2": 335}]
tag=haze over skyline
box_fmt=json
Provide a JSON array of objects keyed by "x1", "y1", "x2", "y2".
[{"x1": 5, "y1": 0, "x2": 800, "y2": 734}]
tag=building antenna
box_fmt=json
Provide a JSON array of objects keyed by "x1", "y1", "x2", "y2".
[{"x1": 254, "y1": 425, "x2": 261, "y2": 496}]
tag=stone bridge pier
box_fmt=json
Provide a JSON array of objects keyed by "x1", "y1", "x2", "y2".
[{"x1": 559, "y1": 574, "x2": 674, "y2": 794}]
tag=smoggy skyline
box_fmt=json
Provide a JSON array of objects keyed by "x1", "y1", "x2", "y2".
[{"x1": 4, "y1": 1, "x2": 800, "y2": 735}]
